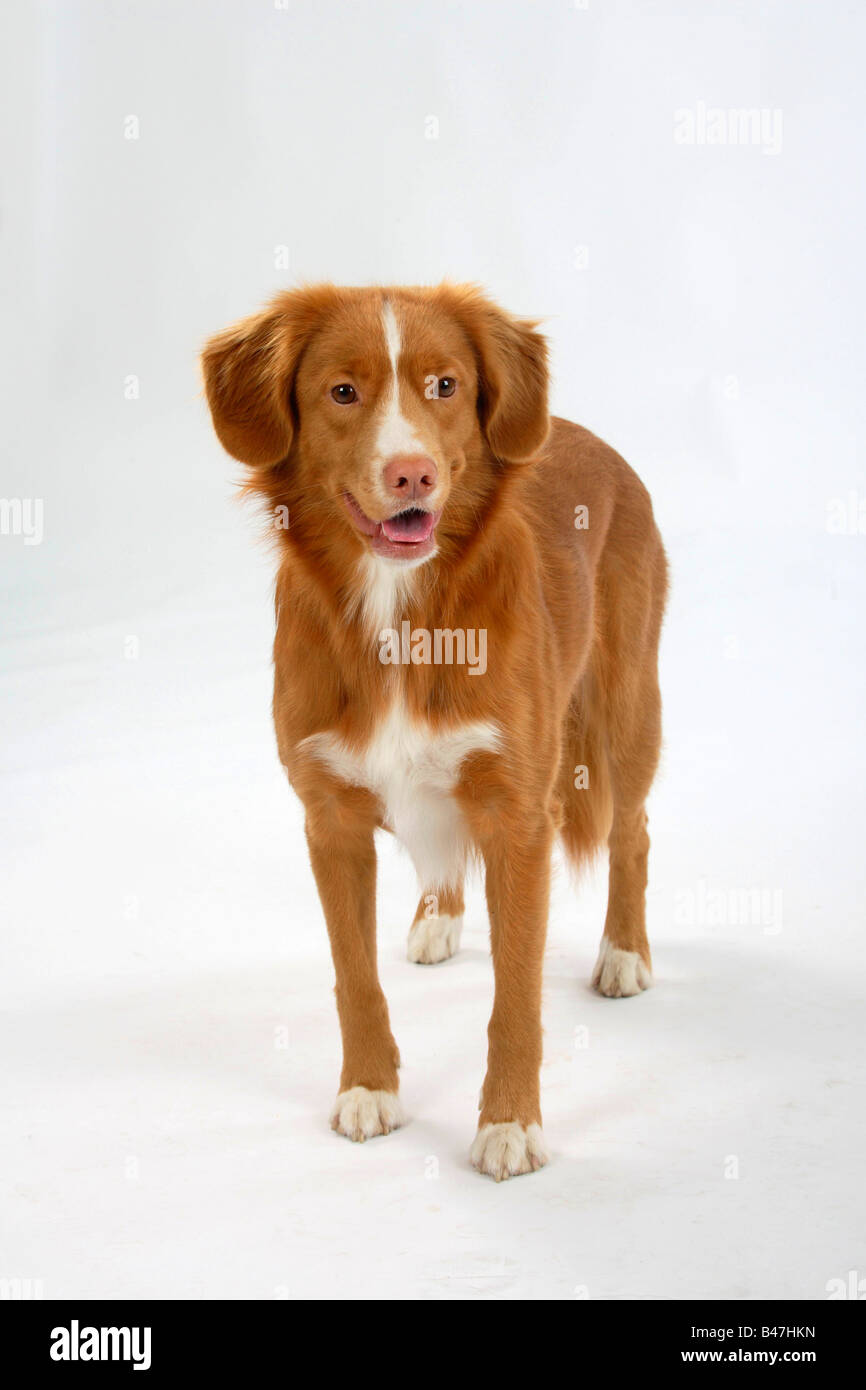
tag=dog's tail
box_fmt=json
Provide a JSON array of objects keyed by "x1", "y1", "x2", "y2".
[{"x1": 556, "y1": 662, "x2": 614, "y2": 872}]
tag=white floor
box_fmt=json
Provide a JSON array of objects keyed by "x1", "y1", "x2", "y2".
[{"x1": 2, "y1": 528, "x2": 864, "y2": 1301}]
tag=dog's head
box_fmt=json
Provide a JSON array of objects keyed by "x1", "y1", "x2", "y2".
[{"x1": 201, "y1": 284, "x2": 549, "y2": 567}]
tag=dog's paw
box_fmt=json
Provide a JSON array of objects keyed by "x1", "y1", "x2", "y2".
[
  {"x1": 330, "y1": 1087, "x2": 405, "y2": 1142},
  {"x1": 470, "y1": 1122, "x2": 549, "y2": 1182},
  {"x1": 591, "y1": 935, "x2": 653, "y2": 998},
  {"x1": 407, "y1": 912, "x2": 462, "y2": 964}
]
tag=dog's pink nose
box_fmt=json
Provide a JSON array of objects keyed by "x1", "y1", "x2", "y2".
[{"x1": 383, "y1": 454, "x2": 438, "y2": 500}]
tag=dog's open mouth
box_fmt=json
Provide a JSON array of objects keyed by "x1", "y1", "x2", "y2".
[
  {"x1": 343, "y1": 493, "x2": 441, "y2": 560},
  {"x1": 380, "y1": 507, "x2": 436, "y2": 544}
]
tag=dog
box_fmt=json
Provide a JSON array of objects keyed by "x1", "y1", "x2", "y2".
[{"x1": 201, "y1": 284, "x2": 667, "y2": 1181}]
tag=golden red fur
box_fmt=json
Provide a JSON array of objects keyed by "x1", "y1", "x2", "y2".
[{"x1": 202, "y1": 283, "x2": 667, "y2": 1181}]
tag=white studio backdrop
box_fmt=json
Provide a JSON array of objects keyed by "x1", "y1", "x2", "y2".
[{"x1": 1, "y1": 1, "x2": 864, "y2": 1299}]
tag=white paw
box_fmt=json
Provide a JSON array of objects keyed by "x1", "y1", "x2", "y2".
[
  {"x1": 407, "y1": 912, "x2": 463, "y2": 964},
  {"x1": 591, "y1": 935, "x2": 653, "y2": 997},
  {"x1": 470, "y1": 1122, "x2": 549, "y2": 1182},
  {"x1": 330, "y1": 1087, "x2": 405, "y2": 1142}
]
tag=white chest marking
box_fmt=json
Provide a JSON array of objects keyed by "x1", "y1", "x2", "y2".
[
  {"x1": 352, "y1": 551, "x2": 422, "y2": 639},
  {"x1": 302, "y1": 704, "x2": 500, "y2": 889}
]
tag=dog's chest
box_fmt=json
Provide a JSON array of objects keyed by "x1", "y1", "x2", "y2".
[{"x1": 306, "y1": 702, "x2": 499, "y2": 888}]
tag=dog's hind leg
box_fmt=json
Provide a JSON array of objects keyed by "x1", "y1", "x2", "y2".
[
  {"x1": 407, "y1": 882, "x2": 464, "y2": 964},
  {"x1": 593, "y1": 777, "x2": 657, "y2": 997},
  {"x1": 559, "y1": 664, "x2": 662, "y2": 997},
  {"x1": 591, "y1": 539, "x2": 667, "y2": 998}
]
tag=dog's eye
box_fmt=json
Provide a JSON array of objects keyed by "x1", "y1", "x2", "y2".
[
  {"x1": 331, "y1": 384, "x2": 357, "y2": 404},
  {"x1": 437, "y1": 378, "x2": 457, "y2": 397}
]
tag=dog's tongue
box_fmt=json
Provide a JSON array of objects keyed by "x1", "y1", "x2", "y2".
[{"x1": 381, "y1": 508, "x2": 435, "y2": 543}]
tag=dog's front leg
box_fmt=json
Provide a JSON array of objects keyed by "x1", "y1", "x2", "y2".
[
  {"x1": 470, "y1": 812, "x2": 554, "y2": 1181},
  {"x1": 304, "y1": 792, "x2": 403, "y2": 1142}
]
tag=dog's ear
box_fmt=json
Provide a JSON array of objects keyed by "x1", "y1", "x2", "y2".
[
  {"x1": 440, "y1": 285, "x2": 550, "y2": 463},
  {"x1": 201, "y1": 288, "x2": 331, "y2": 467},
  {"x1": 201, "y1": 304, "x2": 294, "y2": 466}
]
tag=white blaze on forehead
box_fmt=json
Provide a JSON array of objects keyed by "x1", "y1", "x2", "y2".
[
  {"x1": 374, "y1": 299, "x2": 426, "y2": 469},
  {"x1": 382, "y1": 299, "x2": 401, "y2": 372}
]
